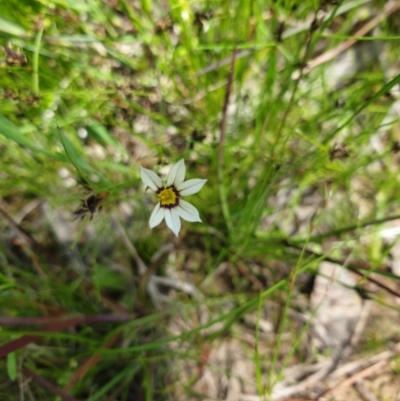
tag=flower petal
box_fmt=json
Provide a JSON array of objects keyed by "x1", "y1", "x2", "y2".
[
  {"x1": 140, "y1": 166, "x2": 162, "y2": 191},
  {"x1": 167, "y1": 159, "x2": 186, "y2": 187},
  {"x1": 165, "y1": 208, "x2": 181, "y2": 237},
  {"x1": 177, "y1": 179, "x2": 207, "y2": 196},
  {"x1": 149, "y1": 203, "x2": 165, "y2": 228},
  {"x1": 176, "y1": 200, "x2": 201, "y2": 222}
]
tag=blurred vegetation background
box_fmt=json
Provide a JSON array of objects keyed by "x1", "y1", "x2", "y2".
[{"x1": 1, "y1": 0, "x2": 400, "y2": 400}]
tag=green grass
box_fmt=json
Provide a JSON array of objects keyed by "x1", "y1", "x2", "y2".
[{"x1": 0, "y1": 0, "x2": 400, "y2": 400}]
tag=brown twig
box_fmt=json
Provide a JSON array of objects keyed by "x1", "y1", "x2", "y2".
[{"x1": 0, "y1": 313, "x2": 132, "y2": 326}]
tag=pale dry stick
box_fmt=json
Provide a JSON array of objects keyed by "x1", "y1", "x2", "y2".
[
  {"x1": 25, "y1": 384, "x2": 35, "y2": 401},
  {"x1": 150, "y1": 276, "x2": 204, "y2": 299},
  {"x1": 294, "y1": 0, "x2": 400, "y2": 78},
  {"x1": 182, "y1": 80, "x2": 228, "y2": 105},
  {"x1": 113, "y1": 215, "x2": 202, "y2": 306},
  {"x1": 0, "y1": 202, "x2": 46, "y2": 277},
  {"x1": 273, "y1": 345, "x2": 398, "y2": 401},
  {"x1": 278, "y1": 360, "x2": 331, "y2": 385},
  {"x1": 196, "y1": 49, "x2": 250, "y2": 77},
  {"x1": 272, "y1": 360, "x2": 336, "y2": 400},
  {"x1": 319, "y1": 359, "x2": 386, "y2": 400},
  {"x1": 18, "y1": 353, "x2": 24, "y2": 401},
  {"x1": 111, "y1": 215, "x2": 147, "y2": 275},
  {"x1": 326, "y1": 299, "x2": 372, "y2": 365},
  {"x1": 330, "y1": 348, "x2": 395, "y2": 379},
  {"x1": 13, "y1": 199, "x2": 42, "y2": 224},
  {"x1": 353, "y1": 379, "x2": 379, "y2": 401},
  {"x1": 0, "y1": 202, "x2": 36, "y2": 247},
  {"x1": 349, "y1": 300, "x2": 372, "y2": 349},
  {"x1": 150, "y1": 242, "x2": 174, "y2": 265}
]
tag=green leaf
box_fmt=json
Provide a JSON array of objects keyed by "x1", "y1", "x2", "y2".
[
  {"x1": 0, "y1": 17, "x2": 27, "y2": 37},
  {"x1": 58, "y1": 128, "x2": 111, "y2": 188},
  {"x1": 87, "y1": 123, "x2": 127, "y2": 157},
  {"x1": 0, "y1": 115, "x2": 59, "y2": 159},
  {"x1": 58, "y1": 129, "x2": 92, "y2": 181},
  {"x1": 7, "y1": 352, "x2": 17, "y2": 381}
]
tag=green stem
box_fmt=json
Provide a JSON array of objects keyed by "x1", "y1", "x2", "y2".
[{"x1": 33, "y1": 28, "x2": 44, "y2": 95}]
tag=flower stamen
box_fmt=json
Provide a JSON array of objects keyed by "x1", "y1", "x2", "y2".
[{"x1": 157, "y1": 186, "x2": 179, "y2": 208}]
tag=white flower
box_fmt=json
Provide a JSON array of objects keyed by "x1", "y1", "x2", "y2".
[{"x1": 140, "y1": 160, "x2": 207, "y2": 236}]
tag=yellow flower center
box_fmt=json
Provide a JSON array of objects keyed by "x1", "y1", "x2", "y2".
[{"x1": 157, "y1": 186, "x2": 178, "y2": 207}]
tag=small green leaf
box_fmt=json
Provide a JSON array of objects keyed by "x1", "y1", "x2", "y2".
[
  {"x1": 7, "y1": 352, "x2": 17, "y2": 381},
  {"x1": 0, "y1": 115, "x2": 61, "y2": 159},
  {"x1": 58, "y1": 129, "x2": 91, "y2": 182},
  {"x1": 0, "y1": 17, "x2": 27, "y2": 37},
  {"x1": 57, "y1": 128, "x2": 110, "y2": 188}
]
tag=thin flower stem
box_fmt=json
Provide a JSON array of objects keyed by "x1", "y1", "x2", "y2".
[
  {"x1": 217, "y1": 49, "x2": 236, "y2": 237},
  {"x1": 266, "y1": 236, "x2": 310, "y2": 396},
  {"x1": 275, "y1": 7, "x2": 323, "y2": 156},
  {"x1": 33, "y1": 28, "x2": 43, "y2": 95}
]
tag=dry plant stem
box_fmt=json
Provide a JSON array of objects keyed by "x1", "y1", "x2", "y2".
[
  {"x1": 0, "y1": 202, "x2": 37, "y2": 247},
  {"x1": 217, "y1": 49, "x2": 236, "y2": 236},
  {"x1": 0, "y1": 314, "x2": 131, "y2": 325},
  {"x1": 325, "y1": 256, "x2": 400, "y2": 298},
  {"x1": 196, "y1": 49, "x2": 250, "y2": 76},
  {"x1": 18, "y1": 353, "x2": 25, "y2": 401},
  {"x1": 285, "y1": 241, "x2": 400, "y2": 298},
  {"x1": 237, "y1": 261, "x2": 263, "y2": 290},
  {"x1": 354, "y1": 380, "x2": 379, "y2": 401},
  {"x1": 299, "y1": 0, "x2": 400, "y2": 76},
  {"x1": 194, "y1": 0, "x2": 355, "y2": 77},
  {"x1": 293, "y1": 213, "x2": 400, "y2": 244},
  {"x1": 111, "y1": 215, "x2": 147, "y2": 275},
  {"x1": 113, "y1": 215, "x2": 179, "y2": 308},
  {"x1": 0, "y1": 314, "x2": 132, "y2": 358},
  {"x1": 150, "y1": 276, "x2": 203, "y2": 298},
  {"x1": 330, "y1": 344, "x2": 399, "y2": 379},
  {"x1": 319, "y1": 359, "x2": 386, "y2": 400},
  {"x1": 0, "y1": 201, "x2": 47, "y2": 276},
  {"x1": 273, "y1": 343, "x2": 398, "y2": 400},
  {"x1": 349, "y1": 300, "x2": 372, "y2": 349},
  {"x1": 149, "y1": 242, "x2": 175, "y2": 266},
  {"x1": 13, "y1": 198, "x2": 42, "y2": 224}
]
